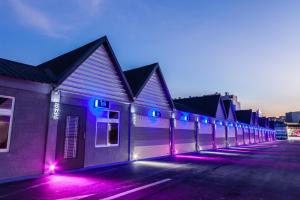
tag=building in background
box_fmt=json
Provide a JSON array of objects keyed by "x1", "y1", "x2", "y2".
[
  {"x1": 272, "y1": 121, "x2": 288, "y2": 140},
  {"x1": 285, "y1": 111, "x2": 300, "y2": 123},
  {"x1": 222, "y1": 92, "x2": 241, "y2": 111}
]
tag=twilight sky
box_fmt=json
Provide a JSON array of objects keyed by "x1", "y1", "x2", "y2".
[{"x1": 1, "y1": 0, "x2": 300, "y2": 117}]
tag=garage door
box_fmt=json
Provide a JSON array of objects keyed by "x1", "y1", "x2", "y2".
[
  {"x1": 174, "y1": 120, "x2": 196, "y2": 154},
  {"x1": 249, "y1": 128, "x2": 255, "y2": 144},
  {"x1": 243, "y1": 127, "x2": 250, "y2": 144},
  {"x1": 199, "y1": 123, "x2": 214, "y2": 150},
  {"x1": 227, "y1": 126, "x2": 236, "y2": 147},
  {"x1": 236, "y1": 127, "x2": 244, "y2": 145},
  {"x1": 132, "y1": 114, "x2": 170, "y2": 160},
  {"x1": 215, "y1": 124, "x2": 226, "y2": 148}
]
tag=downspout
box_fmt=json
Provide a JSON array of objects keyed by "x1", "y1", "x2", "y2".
[
  {"x1": 212, "y1": 119, "x2": 216, "y2": 149},
  {"x1": 225, "y1": 122, "x2": 229, "y2": 148},
  {"x1": 195, "y1": 117, "x2": 199, "y2": 152},
  {"x1": 234, "y1": 123, "x2": 238, "y2": 146},
  {"x1": 242, "y1": 124, "x2": 246, "y2": 145},
  {"x1": 170, "y1": 111, "x2": 175, "y2": 156},
  {"x1": 128, "y1": 104, "x2": 132, "y2": 161}
]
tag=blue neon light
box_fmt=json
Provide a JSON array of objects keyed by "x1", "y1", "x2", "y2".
[
  {"x1": 149, "y1": 109, "x2": 161, "y2": 118},
  {"x1": 202, "y1": 119, "x2": 208, "y2": 124},
  {"x1": 180, "y1": 112, "x2": 189, "y2": 121}
]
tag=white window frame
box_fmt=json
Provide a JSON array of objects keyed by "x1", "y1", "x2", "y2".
[
  {"x1": 0, "y1": 95, "x2": 15, "y2": 153},
  {"x1": 95, "y1": 110, "x2": 120, "y2": 148}
]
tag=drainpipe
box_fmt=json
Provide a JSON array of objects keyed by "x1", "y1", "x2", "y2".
[
  {"x1": 170, "y1": 112, "x2": 175, "y2": 156},
  {"x1": 225, "y1": 122, "x2": 229, "y2": 148},
  {"x1": 128, "y1": 104, "x2": 132, "y2": 161},
  {"x1": 242, "y1": 125, "x2": 246, "y2": 145},
  {"x1": 195, "y1": 117, "x2": 199, "y2": 152},
  {"x1": 234, "y1": 123, "x2": 238, "y2": 146},
  {"x1": 212, "y1": 119, "x2": 216, "y2": 149}
]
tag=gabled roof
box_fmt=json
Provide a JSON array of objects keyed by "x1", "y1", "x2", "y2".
[
  {"x1": 38, "y1": 36, "x2": 132, "y2": 97},
  {"x1": 258, "y1": 117, "x2": 269, "y2": 128},
  {"x1": 174, "y1": 101, "x2": 197, "y2": 114},
  {"x1": 38, "y1": 38, "x2": 103, "y2": 84},
  {"x1": 173, "y1": 94, "x2": 224, "y2": 118},
  {"x1": 0, "y1": 58, "x2": 51, "y2": 83},
  {"x1": 252, "y1": 112, "x2": 258, "y2": 125},
  {"x1": 124, "y1": 63, "x2": 174, "y2": 109},
  {"x1": 222, "y1": 99, "x2": 236, "y2": 121},
  {"x1": 235, "y1": 109, "x2": 253, "y2": 124},
  {"x1": 123, "y1": 63, "x2": 156, "y2": 97},
  {"x1": 0, "y1": 36, "x2": 134, "y2": 99}
]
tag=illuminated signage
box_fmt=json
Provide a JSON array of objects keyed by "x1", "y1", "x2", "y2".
[
  {"x1": 53, "y1": 102, "x2": 60, "y2": 120},
  {"x1": 94, "y1": 99, "x2": 110, "y2": 109},
  {"x1": 152, "y1": 110, "x2": 161, "y2": 117}
]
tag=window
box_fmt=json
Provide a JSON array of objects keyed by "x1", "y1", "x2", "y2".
[
  {"x1": 95, "y1": 110, "x2": 120, "y2": 147},
  {"x1": 64, "y1": 116, "x2": 79, "y2": 159},
  {"x1": 0, "y1": 96, "x2": 14, "y2": 152}
]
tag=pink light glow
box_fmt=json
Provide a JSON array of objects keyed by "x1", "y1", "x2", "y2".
[
  {"x1": 49, "y1": 164, "x2": 56, "y2": 171},
  {"x1": 46, "y1": 162, "x2": 58, "y2": 174}
]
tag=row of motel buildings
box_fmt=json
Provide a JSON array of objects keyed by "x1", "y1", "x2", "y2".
[{"x1": 0, "y1": 36, "x2": 276, "y2": 183}]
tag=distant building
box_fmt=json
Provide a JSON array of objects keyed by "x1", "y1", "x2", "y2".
[
  {"x1": 273, "y1": 121, "x2": 288, "y2": 140},
  {"x1": 285, "y1": 111, "x2": 300, "y2": 123},
  {"x1": 285, "y1": 122, "x2": 300, "y2": 138},
  {"x1": 222, "y1": 92, "x2": 241, "y2": 111}
]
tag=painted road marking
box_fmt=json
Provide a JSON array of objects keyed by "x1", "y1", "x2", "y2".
[
  {"x1": 56, "y1": 194, "x2": 95, "y2": 200},
  {"x1": 100, "y1": 178, "x2": 172, "y2": 200}
]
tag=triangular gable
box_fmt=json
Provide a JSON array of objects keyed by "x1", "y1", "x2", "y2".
[
  {"x1": 227, "y1": 105, "x2": 236, "y2": 121},
  {"x1": 57, "y1": 42, "x2": 131, "y2": 103},
  {"x1": 133, "y1": 64, "x2": 174, "y2": 110},
  {"x1": 215, "y1": 99, "x2": 226, "y2": 120}
]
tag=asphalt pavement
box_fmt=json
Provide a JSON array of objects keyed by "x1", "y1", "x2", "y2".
[{"x1": 0, "y1": 140, "x2": 299, "y2": 200}]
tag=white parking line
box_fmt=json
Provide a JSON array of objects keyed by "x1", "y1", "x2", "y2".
[{"x1": 99, "y1": 178, "x2": 172, "y2": 200}]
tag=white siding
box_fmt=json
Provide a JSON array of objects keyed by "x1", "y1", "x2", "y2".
[
  {"x1": 135, "y1": 71, "x2": 171, "y2": 110},
  {"x1": 133, "y1": 114, "x2": 169, "y2": 128},
  {"x1": 175, "y1": 120, "x2": 195, "y2": 130},
  {"x1": 227, "y1": 108, "x2": 235, "y2": 121},
  {"x1": 215, "y1": 102, "x2": 226, "y2": 120},
  {"x1": 58, "y1": 45, "x2": 129, "y2": 103}
]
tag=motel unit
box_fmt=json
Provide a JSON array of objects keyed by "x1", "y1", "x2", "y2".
[
  {"x1": 41, "y1": 37, "x2": 134, "y2": 171},
  {"x1": 173, "y1": 95, "x2": 228, "y2": 150},
  {"x1": 0, "y1": 58, "x2": 52, "y2": 181},
  {"x1": 235, "y1": 109, "x2": 255, "y2": 144},
  {"x1": 222, "y1": 99, "x2": 237, "y2": 147},
  {"x1": 172, "y1": 102, "x2": 200, "y2": 154},
  {"x1": 124, "y1": 64, "x2": 174, "y2": 160}
]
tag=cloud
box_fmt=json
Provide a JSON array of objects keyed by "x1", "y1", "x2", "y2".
[
  {"x1": 10, "y1": 0, "x2": 70, "y2": 38},
  {"x1": 75, "y1": 0, "x2": 104, "y2": 15}
]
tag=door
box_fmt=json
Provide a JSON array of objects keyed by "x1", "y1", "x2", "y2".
[{"x1": 55, "y1": 104, "x2": 86, "y2": 170}]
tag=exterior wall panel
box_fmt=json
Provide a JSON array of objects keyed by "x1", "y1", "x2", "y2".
[
  {"x1": 59, "y1": 93, "x2": 130, "y2": 167},
  {"x1": 131, "y1": 105, "x2": 171, "y2": 160},
  {"x1": 244, "y1": 128, "x2": 250, "y2": 144},
  {"x1": 199, "y1": 123, "x2": 213, "y2": 150},
  {"x1": 215, "y1": 125, "x2": 226, "y2": 148},
  {"x1": 227, "y1": 126, "x2": 236, "y2": 146},
  {"x1": 0, "y1": 86, "x2": 49, "y2": 181},
  {"x1": 250, "y1": 128, "x2": 255, "y2": 143},
  {"x1": 174, "y1": 120, "x2": 195, "y2": 154},
  {"x1": 236, "y1": 127, "x2": 244, "y2": 145}
]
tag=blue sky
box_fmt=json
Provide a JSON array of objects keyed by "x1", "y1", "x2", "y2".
[{"x1": 1, "y1": 0, "x2": 300, "y2": 117}]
